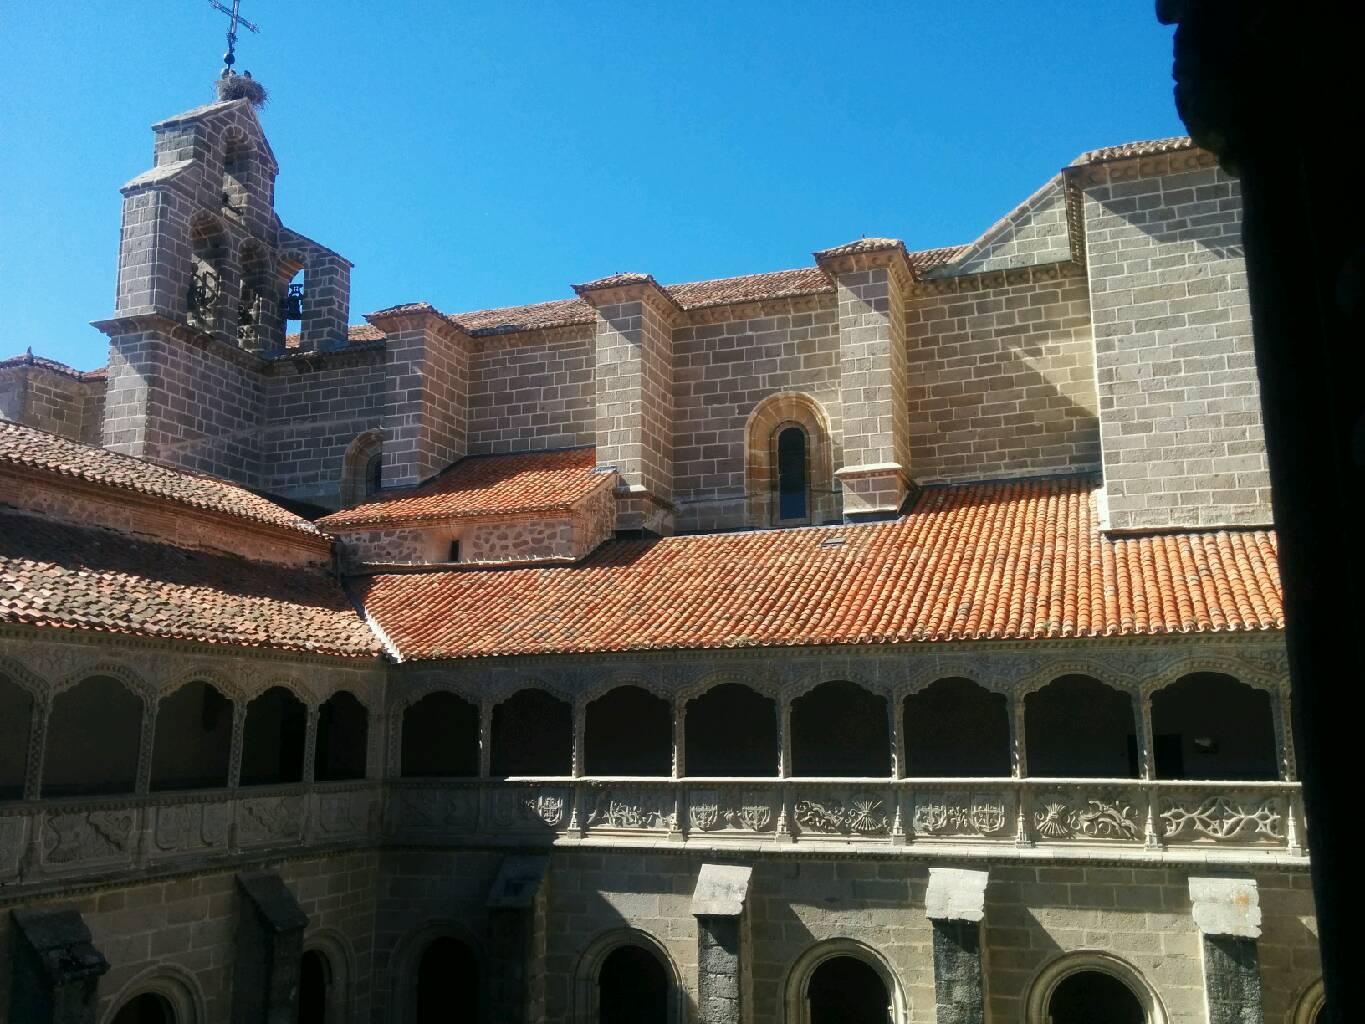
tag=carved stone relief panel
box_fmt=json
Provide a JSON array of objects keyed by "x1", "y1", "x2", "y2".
[
  {"x1": 387, "y1": 785, "x2": 479, "y2": 835},
  {"x1": 150, "y1": 800, "x2": 231, "y2": 858},
  {"x1": 793, "y1": 788, "x2": 893, "y2": 837},
  {"x1": 489, "y1": 784, "x2": 572, "y2": 832},
  {"x1": 237, "y1": 794, "x2": 306, "y2": 847},
  {"x1": 0, "y1": 814, "x2": 28, "y2": 878},
  {"x1": 313, "y1": 788, "x2": 372, "y2": 839},
  {"x1": 908, "y1": 789, "x2": 1013, "y2": 839},
  {"x1": 1031, "y1": 788, "x2": 1144, "y2": 842},
  {"x1": 685, "y1": 787, "x2": 778, "y2": 834},
  {"x1": 43, "y1": 807, "x2": 138, "y2": 868},
  {"x1": 1160, "y1": 791, "x2": 1284, "y2": 843},
  {"x1": 584, "y1": 786, "x2": 676, "y2": 832}
]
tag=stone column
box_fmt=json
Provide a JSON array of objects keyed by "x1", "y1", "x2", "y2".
[
  {"x1": 574, "y1": 274, "x2": 680, "y2": 535},
  {"x1": 7, "y1": 909, "x2": 109, "y2": 1024},
  {"x1": 487, "y1": 855, "x2": 551, "y2": 1024},
  {"x1": 1189, "y1": 876, "x2": 1265, "y2": 1024},
  {"x1": 692, "y1": 864, "x2": 754, "y2": 1024},
  {"x1": 302, "y1": 706, "x2": 319, "y2": 785},
  {"x1": 231, "y1": 871, "x2": 309, "y2": 1024},
  {"x1": 479, "y1": 700, "x2": 494, "y2": 779},
  {"x1": 134, "y1": 696, "x2": 157, "y2": 796},
  {"x1": 925, "y1": 867, "x2": 990, "y2": 1024},
  {"x1": 368, "y1": 303, "x2": 472, "y2": 489},
  {"x1": 24, "y1": 699, "x2": 50, "y2": 801},
  {"x1": 227, "y1": 702, "x2": 248, "y2": 789},
  {"x1": 814, "y1": 239, "x2": 915, "y2": 522}
]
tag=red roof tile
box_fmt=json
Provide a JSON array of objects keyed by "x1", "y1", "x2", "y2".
[
  {"x1": 0, "y1": 421, "x2": 318, "y2": 536},
  {"x1": 319, "y1": 447, "x2": 608, "y2": 529},
  {"x1": 354, "y1": 476, "x2": 1282, "y2": 661},
  {"x1": 1071, "y1": 136, "x2": 1195, "y2": 166},
  {"x1": 0, "y1": 351, "x2": 106, "y2": 381},
  {"x1": 665, "y1": 268, "x2": 833, "y2": 309},
  {"x1": 0, "y1": 512, "x2": 378, "y2": 657}
]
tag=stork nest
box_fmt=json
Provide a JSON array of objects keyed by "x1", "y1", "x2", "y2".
[{"x1": 215, "y1": 72, "x2": 268, "y2": 108}]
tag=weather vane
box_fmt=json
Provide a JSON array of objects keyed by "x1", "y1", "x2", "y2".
[{"x1": 206, "y1": 0, "x2": 260, "y2": 75}]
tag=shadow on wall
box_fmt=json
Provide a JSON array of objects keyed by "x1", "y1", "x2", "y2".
[{"x1": 1087, "y1": 167, "x2": 1244, "y2": 260}]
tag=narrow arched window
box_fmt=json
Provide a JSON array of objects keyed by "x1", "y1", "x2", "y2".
[
  {"x1": 777, "y1": 425, "x2": 809, "y2": 522},
  {"x1": 366, "y1": 451, "x2": 383, "y2": 496}
]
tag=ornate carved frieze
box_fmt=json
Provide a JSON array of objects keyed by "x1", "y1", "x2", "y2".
[
  {"x1": 0, "y1": 815, "x2": 27, "y2": 877},
  {"x1": 793, "y1": 791, "x2": 891, "y2": 837},
  {"x1": 584, "y1": 786, "x2": 676, "y2": 831},
  {"x1": 237, "y1": 794, "x2": 305, "y2": 847},
  {"x1": 151, "y1": 800, "x2": 231, "y2": 856},
  {"x1": 43, "y1": 808, "x2": 137, "y2": 866},
  {"x1": 686, "y1": 788, "x2": 777, "y2": 833},
  {"x1": 314, "y1": 789, "x2": 371, "y2": 838},
  {"x1": 1032, "y1": 790, "x2": 1144, "y2": 842},
  {"x1": 1161, "y1": 792, "x2": 1284, "y2": 842},
  {"x1": 909, "y1": 791, "x2": 1012, "y2": 838},
  {"x1": 488, "y1": 785, "x2": 571, "y2": 831},
  {"x1": 388, "y1": 785, "x2": 478, "y2": 834}
]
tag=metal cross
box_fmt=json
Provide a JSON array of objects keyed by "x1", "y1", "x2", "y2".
[{"x1": 205, "y1": 0, "x2": 260, "y2": 72}]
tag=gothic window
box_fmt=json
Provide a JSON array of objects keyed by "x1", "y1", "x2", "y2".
[
  {"x1": 491, "y1": 689, "x2": 572, "y2": 776},
  {"x1": 685, "y1": 683, "x2": 778, "y2": 777},
  {"x1": 791, "y1": 681, "x2": 890, "y2": 777},
  {"x1": 0, "y1": 672, "x2": 32, "y2": 799},
  {"x1": 807, "y1": 956, "x2": 892, "y2": 1024},
  {"x1": 1025, "y1": 675, "x2": 1138, "y2": 778},
  {"x1": 416, "y1": 937, "x2": 480, "y2": 1024},
  {"x1": 904, "y1": 678, "x2": 1010, "y2": 777},
  {"x1": 1045, "y1": 971, "x2": 1143, "y2": 1024},
  {"x1": 151, "y1": 681, "x2": 233, "y2": 791},
  {"x1": 1151, "y1": 673, "x2": 1277, "y2": 780},
  {"x1": 401, "y1": 692, "x2": 478, "y2": 777},
  {"x1": 585, "y1": 686, "x2": 671, "y2": 776},
  {"x1": 43, "y1": 676, "x2": 142, "y2": 797},
  {"x1": 777, "y1": 425, "x2": 810, "y2": 522},
  {"x1": 240, "y1": 686, "x2": 307, "y2": 786},
  {"x1": 314, "y1": 691, "x2": 369, "y2": 782}
]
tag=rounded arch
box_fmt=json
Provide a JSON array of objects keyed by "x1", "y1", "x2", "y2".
[
  {"x1": 1016, "y1": 659, "x2": 1132, "y2": 697},
  {"x1": 54, "y1": 661, "x2": 153, "y2": 701},
  {"x1": 676, "y1": 667, "x2": 781, "y2": 702},
  {"x1": 315, "y1": 689, "x2": 370, "y2": 782},
  {"x1": 903, "y1": 676, "x2": 1010, "y2": 777},
  {"x1": 44, "y1": 674, "x2": 145, "y2": 797},
  {"x1": 151, "y1": 679, "x2": 235, "y2": 792},
  {"x1": 745, "y1": 392, "x2": 835, "y2": 527},
  {"x1": 782, "y1": 938, "x2": 908, "y2": 1024},
  {"x1": 387, "y1": 919, "x2": 488, "y2": 1024},
  {"x1": 574, "y1": 928, "x2": 684, "y2": 1024},
  {"x1": 1150, "y1": 672, "x2": 1277, "y2": 780},
  {"x1": 1291, "y1": 978, "x2": 1326, "y2": 1024},
  {"x1": 1025, "y1": 674, "x2": 1139, "y2": 778},
  {"x1": 491, "y1": 687, "x2": 572, "y2": 777},
  {"x1": 584, "y1": 685, "x2": 672, "y2": 777},
  {"x1": 0, "y1": 654, "x2": 45, "y2": 698},
  {"x1": 340, "y1": 431, "x2": 385, "y2": 506},
  {"x1": 400, "y1": 690, "x2": 479, "y2": 778},
  {"x1": 1, "y1": 665, "x2": 37, "y2": 799},
  {"x1": 1024, "y1": 951, "x2": 1166, "y2": 1024},
  {"x1": 239, "y1": 685, "x2": 307, "y2": 786},
  {"x1": 159, "y1": 666, "x2": 244, "y2": 705},
  {"x1": 100, "y1": 963, "x2": 206, "y2": 1024},
  {"x1": 790, "y1": 680, "x2": 890, "y2": 778},
  {"x1": 685, "y1": 682, "x2": 779, "y2": 777},
  {"x1": 300, "y1": 928, "x2": 354, "y2": 1024},
  {"x1": 1142, "y1": 655, "x2": 1281, "y2": 699}
]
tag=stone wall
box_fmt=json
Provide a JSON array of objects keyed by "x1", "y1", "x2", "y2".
[
  {"x1": 0, "y1": 365, "x2": 105, "y2": 445},
  {"x1": 951, "y1": 177, "x2": 1073, "y2": 275},
  {"x1": 1081, "y1": 152, "x2": 1271, "y2": 531},
  {"x1": 467, "y1": 326, "x2": 596, "y2": 455},
  {"x1": 671, "y1": 297, "x2": 842, "y2": 532},
  {"x1": 904, "y1": 265, "x2": 1099, "y2": 482}
]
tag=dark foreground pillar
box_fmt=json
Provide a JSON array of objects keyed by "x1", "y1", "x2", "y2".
[
  {"x1": 487, "y1": 855, "x2": 551, "y2": 1024},
  {"x1": 232, "y1": 871, "x2": 308, "y2": 1024},
  {"x1": 925, "y1": 867, "x2": 990, "y2": 1024},
  {"x1": 692, "y1": 863, "x2": 754, "y2": 1024},
  {"x1": 7, "y1": 908, "x2": 109, "y2": 1024},
  {"x1": 1189, "y1": 877, "x2": 1264, "y2": 1024}
]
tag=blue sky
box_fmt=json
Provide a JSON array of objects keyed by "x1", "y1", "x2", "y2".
[{"x1": 0, "y1": 4, "x2": 1182, "y2": 371}]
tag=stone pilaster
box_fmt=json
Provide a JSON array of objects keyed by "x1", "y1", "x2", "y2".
[
  {"x1": 925, "y1": 867, "x2": 990, "y2": 1024},
  {"x1": 231, "y1": 871, "x2": 309, "y2": 1024},
  {"x1": 574, "y1": 274, "x2": 679, "y2": 535},
  {"x1": 691, "y1": 863, "x2": 753, "y2": 1024},
  {"x1": 7, "y1": 909, "x2": 109, "y2": 1024},
  {"x1": 368, "y1": 303, "x2": 472, "y2": 489},
  {"x1": 1189, "y1": 876, "x2": 1264, "y2": 1024},
  {"x1": 815, "y1": 240, "x2": 914, "y2": 521},
  {"x1": 486, "y1": 855, "x2": 551, "y2": 1024}
]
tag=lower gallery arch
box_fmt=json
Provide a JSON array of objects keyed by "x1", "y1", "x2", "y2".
[
  {"x1": 315, "y1": 690, "x2": 369, "y2": 782},
  {"x1": 100, "y1": 964, "x2": 205, "y2": 1024},
  {"x1": 575, "y1": 930, "x2": 681, "y2": 1024},
  {"x1": 110, "y1": 993, "x2": 175, "y2": 1024},
  {"x1": 1025, "y1": 675, "x2": 1138, "y2": 778},
  {"x1": 401, "y1": 691, "x2": 479, "y2": 777},
  {"x1": 1024, "y1": 952, "x2": 1165, "y2": 1024},
  {"x1": 0, "y1": 672, "x2": 33, "y2": 798},
  {"x1": 492, "y1": 688, "x2": 572, "y2": 776},
  {"x1": 585, "y1": 686, "x2": 672, "y2": 776},
  {"x1": 240, "y1": 686, "x2": 307, "y2": 786},
  {"x1": 903, "y1": 677, "x2": 1010, "y2": 777},
  {"x1": 298, "y1": 948, "x2": 332, "y2": 1024},
  {"x1": 1150, "y1": 672, "x2": 1277, "y2": 780},
  {"x1": 151, "y1": 681, "x2": 233, "y2": 791},
  {"x1": 784, "y1": 939, "x2": 907, "y2": 1024},
  {"x1": 791, "y1": 681, "x2": 890, "y2": 777},
  {"x1": 685, "y1": 683, "x2": 778, "y2": 776},
  {"x1": 414, "y1": 935, "x2": 481, "y2": 1024},
  {"x1": 44, "y1": 676, "x2": 142, "y2": 797}
]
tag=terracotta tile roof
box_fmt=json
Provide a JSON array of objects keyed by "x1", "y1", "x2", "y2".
[
  {"x1": 908, "y1": 245, "x2": 969, "y2": 275},
  {"x1": 574, "y1": 272, "x2": 658, "y2": 290},
  {"x1": 666, "y1": 267, "x2": 833, "y2": 309},
  {"x1": 448, "y1": 298, "x2": 597, "y2": 337},
  {"x1": 0, "y1": 351, "x2": 106, "y2": 381},
  {"x1": 814, "y1": 237, "x2": 906, "y2": 258},
  {"x1": 354, "y1": 475, "x2": 1282, "y2": 661},
  {"x1": 0, "y1": 421, "x2": 319, "y2": 536},
  {"x1": 318, "y1": 446, "x2": 608, "y2": 529},
  {"x1": 0, "y1": 512, "x2": 378, "y2": 657},
  {"x1": 1071, "y1": 136, "x2": 1195, "y2": 166}
]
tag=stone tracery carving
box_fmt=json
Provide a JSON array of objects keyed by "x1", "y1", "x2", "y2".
[
  {"x1": 1032, "y1": 792, "x2": 1143, "y2": 841},
  {"x1": 1160, "y1": 793, "x2": 1283, "y2": 840}
]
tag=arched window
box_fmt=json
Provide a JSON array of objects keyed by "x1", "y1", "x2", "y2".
[
  {"x1": 585, "y1": 686, "x2": 672, "y2": 777},
  {"x1": 239, "y1": 687, "x2": 307, "y2": 786},
  {"x1": 298, "y1": 949, "x2": 332, "y2": 1024},
  {"x1": 0, "y1": 672, "x2": 33, "y2": 799},
  {"x1": 416, "y1": 937, "x2": 480, "y2": 1024},
  {"x1": 315, "y1": 691, "x2": 369, "y2": 782},
  {"x1": 111, "y1": 992, "x2": 175, "y2": 1024},
  {"x1": 151, "y1": 681, "x2": 233, "y2": 791},
  {"x1": 401, "y1": 692, "x2": 479, "y2": 778},
  {"x1": 187, "y1": 215, "x2": 226, "y2": 333},
  {"x1": 340, "y1": 431, "x2": 385, "y2": 506},
  {"x1": 903, "y1": 678, "x2": 1010, "y2": 777},
  {"x1": 1046, "y1": 971, "x2": 1144, "y2": 1024},
  {"x1": 236, "y1": 242, "x2": 271, "y2": 350},
  {"x1": 492, "y1": 689, "x2": 572, "y2": 776},
  {"x1": 776, "y1": 425, "x2": 810, "y2": 522},
  {"x1": 1025, "y1": 675, "x2": 1138, "y2": 778},
  {"x1": 791, "y1": 681, "x2": 889, "y2": 777},
  {"x1": 599, "y1": 945, "x2": 669, "y2": 1024},
  {"x1": 1151, "y1": 673, "x2": 1277, "y2": 780},
  {"x1": 685, "y1": 684, "x2": 778, "y2": 777},
  {"x1": 222, "y1": 130, "x2": 253, "y2": 213},
  {"x1": 807, "y1": 956, "x2": 891, "y2": 1024},
  {"x1": 44, "y1": 676, "x2": 142, "y2": 797}
]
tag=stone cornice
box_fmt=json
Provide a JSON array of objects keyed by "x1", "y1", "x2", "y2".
[
  {"x1": 903, "y1": 259, "x2": 1086, "y2": 298},
  {"x1": 1065, "y1": 146, "x2": 1218, "y2": 189},
  {"x1": 572, "y1": 275, "x2": 685, "y2": 321},
  {"x1": 91, "y1": 312, "x2": 270, "y2": 374},
  {"x1": 814, "y1": 241, "x2": 917, "y2": 290},
  {"x1": 363, "y1": 303, "x2": 473, "y2": 344},
  {"x1": 680, "y1": 291, "x2": 834, "y2": 326}
]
